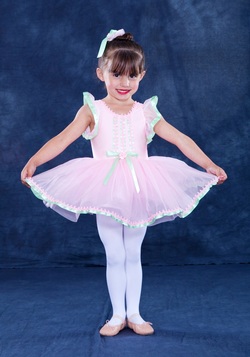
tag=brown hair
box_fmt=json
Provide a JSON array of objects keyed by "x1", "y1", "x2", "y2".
[{"x1": 98, "y1": 32, "x2": 145, "y2": 76}]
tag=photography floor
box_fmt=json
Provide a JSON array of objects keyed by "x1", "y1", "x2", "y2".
[{"x1": 0, "y1": 264, "x2": 249, "y2": 357}]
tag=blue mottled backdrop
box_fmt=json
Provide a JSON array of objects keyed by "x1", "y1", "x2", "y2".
[{"x1": 0, "y1": 0, "x2": 249, "y2": 267}]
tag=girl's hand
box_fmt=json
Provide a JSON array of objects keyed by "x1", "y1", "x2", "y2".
[
  {"x1": 206, "y1": 165, "x2": 227, "y2": 185},
  {"x1": 21, "y1": 161, "x2": 37, "y2": 187}
]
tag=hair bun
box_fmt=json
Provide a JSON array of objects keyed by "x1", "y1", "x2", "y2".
[{"x1": 116, "y1": 32, "x2": 134, "y2": 41}]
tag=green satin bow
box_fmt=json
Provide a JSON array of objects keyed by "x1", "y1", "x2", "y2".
[
  {"x1": 97, "y1": 29, "x2": 125, "y2": 58},
  {"x1": 103, "y1": 151, "x2": 140, "y2": 193}
]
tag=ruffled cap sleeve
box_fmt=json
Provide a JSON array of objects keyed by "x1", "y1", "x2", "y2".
[
  {"x1": 143, "y1": 96, "x2": 162, "y2": 143},
  {"x1": 82, "y1": 92, "x2": 99, "y2": 140}
]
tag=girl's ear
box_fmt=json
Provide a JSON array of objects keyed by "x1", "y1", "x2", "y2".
[
  {"x1": 139, "y1": 71, "x2": 146, "y2": 81},
  {"x1": 96, "y1": 68, "x2": 104, "y2": 82}
]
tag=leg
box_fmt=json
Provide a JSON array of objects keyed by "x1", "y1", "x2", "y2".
[
  {"x1": 96, "y1": 215, "x2": 126, "y2": 323},
  {"x1": 124, "y1": 226, "x2": 154, "y2": 335},
  {"x1": 123, "y1": 225, "x2": 147, "y2": 323}
]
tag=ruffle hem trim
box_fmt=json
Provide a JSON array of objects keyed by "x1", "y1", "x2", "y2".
[{"x1": 25, "y1": 175, "x2": 218, "y2": 228}]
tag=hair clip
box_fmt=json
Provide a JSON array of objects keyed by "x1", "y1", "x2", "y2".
[{"x1": 97, "y1": 29, "x2": 125, "y2": 58}]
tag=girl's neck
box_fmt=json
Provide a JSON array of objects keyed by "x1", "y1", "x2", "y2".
[{"x1": 102, "y1": 96, "x2": 135, "y2": 115}]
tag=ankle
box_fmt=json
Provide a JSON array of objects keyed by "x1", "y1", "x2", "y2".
[
  {"x1": 127, "y1": 313, "x2": 145, "y2": 324},
  {"x1": 108, "y1": 314, "x2": 125, "y2": 326}
]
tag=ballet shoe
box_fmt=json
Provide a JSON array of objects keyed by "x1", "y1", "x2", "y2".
[
  {"x1": 127, "y1": 314, "x2": 154, "y2": 335},
  {"x1": 99, "y1": 315, "x2": 126, "y2": 337}
]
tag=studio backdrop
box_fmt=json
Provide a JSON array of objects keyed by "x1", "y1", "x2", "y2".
[{"x1": 0, "y1": 0, "x2": 249, "y2": 268}]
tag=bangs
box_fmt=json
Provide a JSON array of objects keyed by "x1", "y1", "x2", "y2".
[{"x1": 108, "y1": 50, "x2": 144, "y2": 76}]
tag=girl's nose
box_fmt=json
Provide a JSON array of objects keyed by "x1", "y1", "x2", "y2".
[{"x1": 120, "y1": 76, "x2": 130, "y2": 87}]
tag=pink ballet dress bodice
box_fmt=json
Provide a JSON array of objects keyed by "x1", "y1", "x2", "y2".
[
  {"x1": 82, "y1": 92, "x2": 160, "y2": 160},
  {"x1": 90, "y1": 101, "x2": 148, "y2": 160}
]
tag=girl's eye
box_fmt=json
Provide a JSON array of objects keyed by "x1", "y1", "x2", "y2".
[{"x1": 112, "y1": 73, "x2": 138, "y2": 79}]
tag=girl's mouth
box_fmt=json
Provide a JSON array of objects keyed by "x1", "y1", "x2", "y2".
[{"x1": 117, "y1": 89, "x2": 130, "y2": 95}]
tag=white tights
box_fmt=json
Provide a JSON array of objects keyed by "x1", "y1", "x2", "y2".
[{"x1": 96, "y1": 215, "x2": 147, "y2": 325}]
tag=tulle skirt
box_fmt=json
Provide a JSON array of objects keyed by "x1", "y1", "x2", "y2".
[{"x1": 26, "y1": 156, "x2": 218, "y2": 227}]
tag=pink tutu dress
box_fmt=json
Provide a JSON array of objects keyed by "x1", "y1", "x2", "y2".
[{"x1": 26, "y1": 92, "x2": 218, "y2": 227}]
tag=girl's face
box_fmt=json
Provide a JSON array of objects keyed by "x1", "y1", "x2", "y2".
[{"x1": 96, "y1": 63, "x2": 145, "y2": 102}]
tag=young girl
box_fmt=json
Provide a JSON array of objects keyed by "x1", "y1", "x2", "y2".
[{"x1": 21, "y1": 29, "x2": 227, "y2": 336}]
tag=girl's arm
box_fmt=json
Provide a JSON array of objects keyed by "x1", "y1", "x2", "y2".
[
  {"x1": 154, "y1": 118, "x2": 227, "y2": 184},
  {"x1": 21, "y1": 105, "x2": 94, "y2": 185}
]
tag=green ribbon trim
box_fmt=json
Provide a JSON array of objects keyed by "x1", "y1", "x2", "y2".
[
  {"x1": 104, "y1": 151, "x2": 140, "y2": 193},
  {"x1": 82, "y1": 92, "x2": 99, "y2": 140},
  {"x1": 146, "y1": 96, "x2": 162, "y2": 144}
]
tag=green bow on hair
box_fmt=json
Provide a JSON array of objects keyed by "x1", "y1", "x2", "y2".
[{"x1": 97, "y1": 29, "x2": 125, "y2": 58}]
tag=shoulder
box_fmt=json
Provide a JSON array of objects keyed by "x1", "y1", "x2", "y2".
[
  {"x1": 81, "y1": 92, "x2": 102, "y2": 139},
  {"x1": 83, "y1": 92, "x2": 103, "y2": 114},
  {"x1": 75, "y1": 103, "x2": 93, "y2": 125},
  {"x1": 82, "y1": 92, "x2": 103, "y2": 123}
]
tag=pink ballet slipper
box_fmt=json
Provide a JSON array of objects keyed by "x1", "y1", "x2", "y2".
[
  {"x1": 127, "y1": 314, "x2": 154, "y2": 335},
  {"x1": 99, "y1": 315, "x2": 126, "y2": 337}
]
